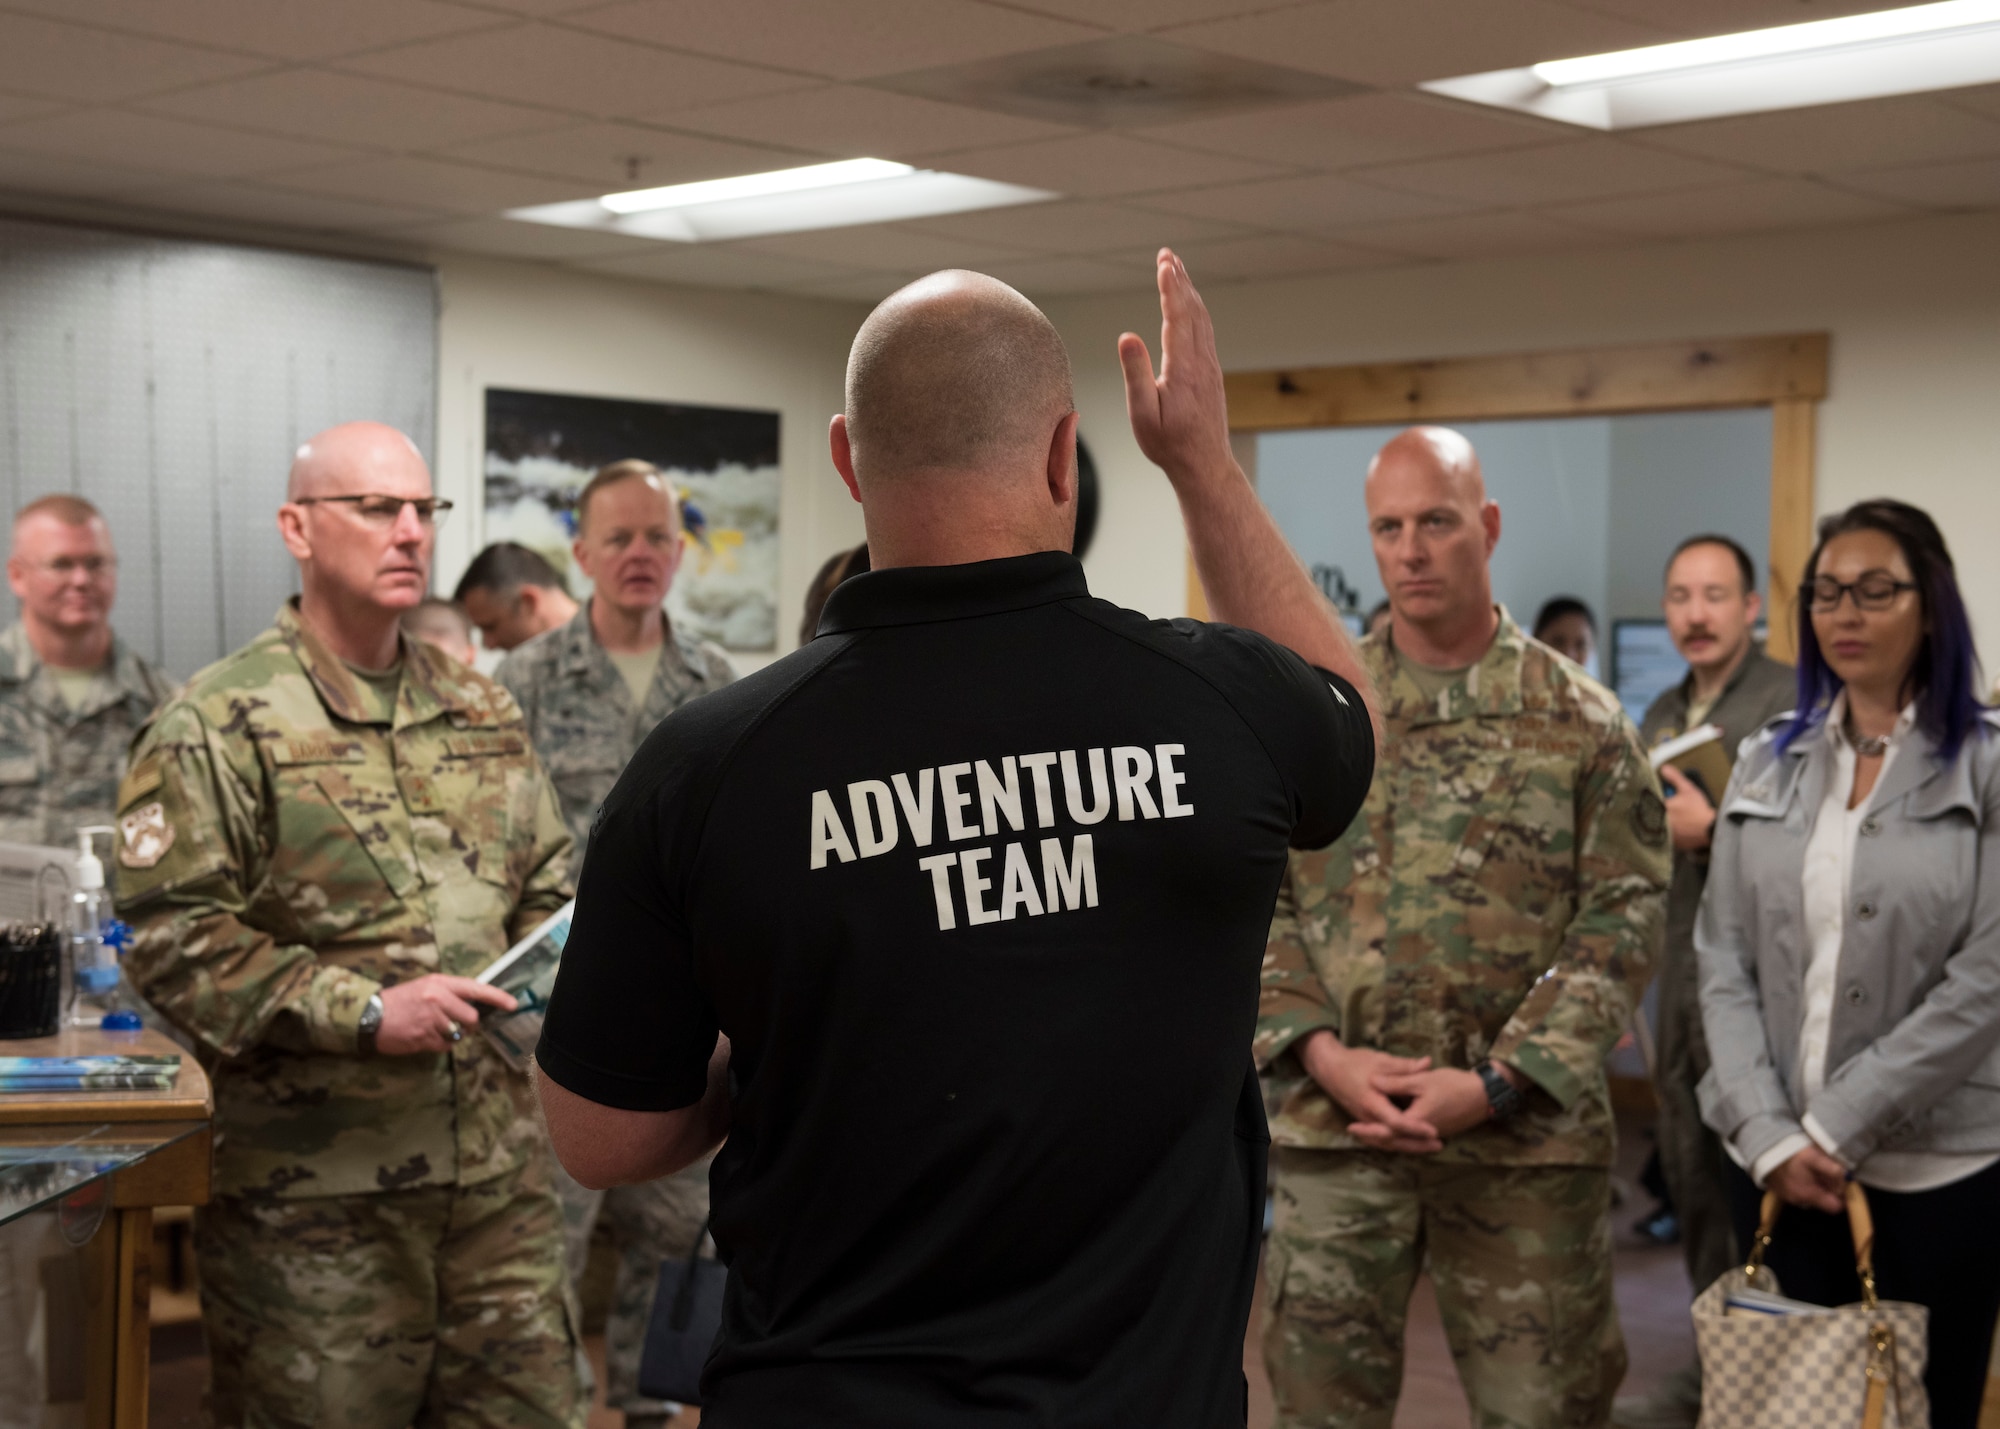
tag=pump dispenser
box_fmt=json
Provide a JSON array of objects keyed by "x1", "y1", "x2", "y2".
[{"x1": 65, "y1": 826, "x2": 119, "y2": 1027}]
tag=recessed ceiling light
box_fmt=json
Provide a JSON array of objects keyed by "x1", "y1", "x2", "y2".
[
  {"x1": 508, "y1": 158, "x2": 1056, "y2": 243},
  {"x1": 1422, "y1": 0, "x2": 2000, "y2": 130}
]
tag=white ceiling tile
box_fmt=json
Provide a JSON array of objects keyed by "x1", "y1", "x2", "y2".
[
  {"x1": 440, "y1": 0, "x2": 605, "y2": 10},
  {"x1": 1560, "y1": 0, "x2": 1898, "y2": 40},
  {"x1": 137, "y1": 71, "x2": 569, "y2": 150},
  {"x1": 398, "y1": 214, "x2": 667, "y2": 259},
  {"x1": 1334, "y1": 208, "x2": 1625, "y2": 259},
  {"x1": 900, "y1": 198, "x2": 1253, "y2": 251},
  {"x1": 1360, "y1": 138, "x2": 1751, "y2": 206},
  {"x1": 568, "y1": 244, "x2": 863, "y2": 289},
  {"x1": 135, "y1": 179, "x2": 449, "y2": 231},
  {"x1": 1168, "y1": 231, "x2": 1401, "y2": 279},
  {"x1": 734, "y1": 223, "x2": 1040, "y2": 270},
  {"x1": 1641, "y1": 98, "x2": 2000, "y2": 176},
  {"x1": 0, "y1": 109, "x2": 361, "y2": 180},
  {"x1": 1162, "y1": 0, "x2": 1672, "y2": 87},
  {"x1": 342, "y1": 23, "x2": 812, "y2": 118},
  {"x1": 938, "y1": 133, "x2": 1287, "y2": 196},
  {"x1": 0, "y1": 13, "x2": 266, "y2": 101},
  {"x1": 436, "y1": 123, "x2": 795, "y2": 187},
  {"x1": 1833, "y1": 158, "x2": 2000, "y2": 210},
  {"x1": 0, "y1": 95, "x2": 69, "y2": 126},
  {"x1": 266, "y1": 155, "x2": 590, "y2": 213},
  {"x1": 0, "y1": 146, "x2": 165, "y2": 198},
  {"x1": 570, "y1": 0, "x2": 1100, "y2": 81},
  {"x1": 0, "y1": 0, "x2": 502, "y2": 61},
  {"x1": 1132, "y1": 171, "x2": 1468, "y2": 230},
  {"x1": 1000, "y1": 0, "x2": 1283, "y2": 31},
  {"x1": 978, "y1": 253, "x2": 1147, "y2": 296},
  {"x1": 1135, "y1": 92, "x2": 1559, "y2": 171},
  {"x1": 660, "y1": 84, "x2": 1077, "y2": 158},
  {"x1": 780, "y1": 270, "x2": 922, "y2": 304},
  {"x1": 1553, "y1": 178, "x2": 1912, "y2": 238}
]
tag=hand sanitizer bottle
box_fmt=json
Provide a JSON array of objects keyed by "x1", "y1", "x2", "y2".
[{"x1": 65, "y1": 827, "x2": 119, "y2": 1029}]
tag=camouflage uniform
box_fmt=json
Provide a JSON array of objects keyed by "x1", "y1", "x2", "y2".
[
  {"x1": 114, "y1": 601, "x2": 580, "y2": 1429},
  {"x1": 0, "y1": 620, "x2": 172, "y2": 847},
  {"x1": 1256, "y1": 612, "x2": 1670, "y2": 1429},
  {"x1": 496, "y1": 601, "x2": 731, "y2": 1421},
  {"x1": 1637, "y1": 650, "x2": 1793, "y2": 1296}
]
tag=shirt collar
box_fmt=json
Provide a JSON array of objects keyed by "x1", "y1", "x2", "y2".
[
  {"x1": 276, "y1": 599, "x2": 470, "y2": 728},
  {"x1": 816, "y1": 551, "x2": 1089, "y2": 636}
]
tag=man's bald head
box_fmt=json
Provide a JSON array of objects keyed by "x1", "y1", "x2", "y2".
[
  {"x1": 844, "y1": 271, "x2": 1074, "y2": 483},
  {"x1": 289, "y1": 421, "x2": 429, "y2": 501},
  {"x1": 1364, "y1": 426, "x2": 1485, "y2": 508},
  {"x1": 1364, "y1": 426, "x2": 1500, "y2": 647}
]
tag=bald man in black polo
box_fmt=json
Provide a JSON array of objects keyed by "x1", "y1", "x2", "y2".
[{"x1": 535, "y1": 253, "x2": 1381, "y2": 1427}]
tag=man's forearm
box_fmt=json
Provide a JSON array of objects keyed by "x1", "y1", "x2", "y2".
[{"x1": 1175, "y1": 461, "x2": 1379, "y2": 738}]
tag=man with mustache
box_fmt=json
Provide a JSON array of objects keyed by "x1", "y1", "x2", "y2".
[
  {"x1": 113, "y1": 421, "x2": 581, "y2": 1429},
  {"x1": 1615, "y1": 533, "x2": 1793, "y2": 1429}
]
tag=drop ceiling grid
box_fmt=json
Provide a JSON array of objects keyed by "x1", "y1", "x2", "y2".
[{"x1": 0, "y1": 0, "x2": 1984, "y2": 297}]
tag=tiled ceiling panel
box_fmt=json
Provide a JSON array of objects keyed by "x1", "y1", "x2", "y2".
[
  {"x1": 343, "y1": 23, "x2": 812, "y2": 117},
  {"x1": 0, "y1": 0, "x2": 502, "y2": 62},
  {"x1": 0, "y1": 0, "x2": 1992, "y2": 298},
  {"x1": 569, "y1": 0, "x2": 1099, "y2": 82}
]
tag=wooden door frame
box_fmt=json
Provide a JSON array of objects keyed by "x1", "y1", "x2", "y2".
[{"x1": 1202, "y1": 332, "x2": 1828, "y2": 661}]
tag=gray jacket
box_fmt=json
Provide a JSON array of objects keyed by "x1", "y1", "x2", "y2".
[{"x1": 1697, "y1": 708, "x2": 2000, "y2": 1169}]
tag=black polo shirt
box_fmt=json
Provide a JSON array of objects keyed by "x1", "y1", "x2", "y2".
[{"x1": 538, "y1": 551, "x2": 1372, "y2": 1428}]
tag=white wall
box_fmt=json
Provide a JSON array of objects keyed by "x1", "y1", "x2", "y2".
[
  {"x1": 1043, "y1": 211, "x2": 2000, "y2": 671},
  {"x1": 430, "y1": 254, "x2": 867, "y2": 670}
]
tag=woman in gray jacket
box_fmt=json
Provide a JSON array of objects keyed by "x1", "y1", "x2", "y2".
[{"x1": 1698, "y1": 498, "x2": 2000, "y2": 1429}]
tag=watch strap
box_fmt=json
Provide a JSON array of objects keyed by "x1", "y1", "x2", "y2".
[{"x1": 1475, "y1": 1060, "x2": 1525, "y2": 1120}]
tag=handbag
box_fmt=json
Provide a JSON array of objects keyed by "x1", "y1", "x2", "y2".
[
  {"x1": 1693, "y1": 1181, "x2": 1929, "y2": 1429},
  {"x1": 636, "y1": 1216, "x2": 727, "y2": 1407}
]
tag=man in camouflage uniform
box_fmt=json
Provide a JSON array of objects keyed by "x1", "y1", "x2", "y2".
[
  {"x1": 1256, "y1": 427, "x2": 1669, "y2": 1429},
  {"x1": 496, "y1": 459, "x2": 731, "y2": 1426},
  {"x1": 0, "y1": 494, "x2": 172, "y2": 848},
  {"x1": 114, "y1": 422, "x2": 581, "y2": 1429},
  {"x1": 1615, "y1": 534, "x2": 1793, "y2": 1429}
]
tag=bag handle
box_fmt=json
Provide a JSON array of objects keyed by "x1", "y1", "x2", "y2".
[
  {"x1": 667, "y1": 1214, "x2": 715, "y2": 1333},
  {"x1": 1747, "y1": 1181, "x2": 1879, "y2": 1308}
]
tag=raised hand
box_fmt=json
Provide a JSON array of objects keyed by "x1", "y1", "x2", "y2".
[{"x1": 1118, "y1": 248, "x2": 1235, "y2": 487}]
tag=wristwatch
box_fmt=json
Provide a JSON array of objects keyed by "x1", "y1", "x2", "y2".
[
  {"x1": 1475, "y1": 1060, "x2": 1526, "y2": 1120},
  {"x1": 356, "y1": 993, "x2": 384, "y2": 1056}
]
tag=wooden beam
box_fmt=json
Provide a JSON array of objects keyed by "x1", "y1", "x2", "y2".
[
  {"x1": 1767, "y1": 396, "x2": 1818, "y2": 664},
  {"x1": 1226, "y1": 333, "x2": 1829, "y2": 431}
]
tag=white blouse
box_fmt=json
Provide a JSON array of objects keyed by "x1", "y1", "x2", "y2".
[{"x1": 1748, "y1": 695, "x2": 2000, "y2": 1192}]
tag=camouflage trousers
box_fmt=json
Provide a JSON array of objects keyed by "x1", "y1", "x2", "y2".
[
  {"x1": 1263, "y1": 1148, "x2": 1625, "y2": 1429},
  {"x1": 555, "y1": 1153, "x2": 712, "y2": 1422},
  {"x1": 195, "y1": 1155, "x2": 584, "y2": 1429}
]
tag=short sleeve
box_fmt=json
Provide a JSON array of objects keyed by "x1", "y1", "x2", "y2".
[
  {"x1": 535, "y1": 750, "x2": 717, "y2": 1112},
  {"x1": 1174, "y1": 621, "x2": 1374, "y2": 851}
]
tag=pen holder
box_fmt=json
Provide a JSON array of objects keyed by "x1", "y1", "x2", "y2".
[{"x1": 0, "y1": 924, "x2": 61, "y2": 1039}]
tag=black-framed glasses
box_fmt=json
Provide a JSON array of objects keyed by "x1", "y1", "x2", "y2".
[
  {"x1": 1803, "y1": 574, "x2": 1917, "y2": 613},
  {"x1": 293, "y1": 495, "x2": 453, "y2": 529}
]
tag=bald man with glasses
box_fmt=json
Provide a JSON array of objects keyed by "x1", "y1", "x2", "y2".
[
  {"x1": 114, "y1": 421, "x2": 582, "y2": 1429},
  {"x1": 0, "y1": 494, "x2": 173, "y2": 848}
]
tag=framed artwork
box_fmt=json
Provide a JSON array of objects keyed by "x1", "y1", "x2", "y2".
[{"x1": 483, "y1": 388, "x2": 782, "y2": 651}]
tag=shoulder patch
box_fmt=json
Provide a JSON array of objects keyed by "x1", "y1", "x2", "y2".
[{"x1": 118, "y1": 801, "x2": 176, "y2": 869}]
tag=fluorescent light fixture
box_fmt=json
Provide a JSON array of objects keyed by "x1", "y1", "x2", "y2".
[
  {"x1": 1422, "y1": 0, "x2": 2000, "y2": 130},
  {"x1": 509, "y1": 158, "x2": 1056, "y2": 243},
  {"x1": 599, "y1": 158, "x2": 914, "y2": 215}
]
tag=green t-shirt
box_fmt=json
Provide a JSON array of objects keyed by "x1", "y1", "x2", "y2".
[
  {"x1": 49, "y1": 666, "x2": 101, "y2": 712},
  {"x1": 1404, "y1": 659, "x2": 1474, "y2": 702},
  {"x1": 341, "y1": 659, "x2": 402, "y2": 723},
  {"x1": 607, "y1": 644, "x2": 662, "y2": 705}
]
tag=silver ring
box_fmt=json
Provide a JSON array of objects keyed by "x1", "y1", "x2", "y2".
[{"x1": 446, "y1": 1020, "x2": 463, "y2": 1043}]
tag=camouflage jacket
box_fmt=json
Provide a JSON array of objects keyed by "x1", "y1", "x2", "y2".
[
  {"x1": 0, "y1": 621, "x2": 173, "y2": 848},
  {"x1": 496, "y1": 600, "x2": 733, "y2": 879},
  {"x1": 113, "y1": 602, "x2": 572, "y2": 1200},
  {"x1": 1256, "y1": 610, "x2": 1669, "y2": 1166}
]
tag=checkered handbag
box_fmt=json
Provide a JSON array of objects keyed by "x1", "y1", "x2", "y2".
[{"x1": 1693, "y1": 1183, "x2": 1928, "y2": 1429}]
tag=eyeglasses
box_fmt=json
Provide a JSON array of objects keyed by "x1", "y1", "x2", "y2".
[
  {"x1": 26, "y1": 555, "x2": 116, "y2": 579},
  {"x1": 1803, "y1": 574, "x2": 1917, "y2": 613},
  {"x1": 293, "y1": 495, "x2": 453, "y2": 529}
]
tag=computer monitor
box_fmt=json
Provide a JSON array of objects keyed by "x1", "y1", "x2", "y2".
[{"x1": 1612, "y1": 620, "x2": 1686, "y2": 723}]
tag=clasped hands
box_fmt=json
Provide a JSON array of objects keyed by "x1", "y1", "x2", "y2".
[{"x1": 1299, "y1": 1029, "x2": 1514, "y2": 1153}]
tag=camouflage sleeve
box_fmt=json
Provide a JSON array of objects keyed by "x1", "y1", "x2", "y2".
[
  {"x1": 1488, "y1": 717, "x2": 1670, "y2": 1109},
  {"x1": 1254, "y1": 855, "x2": 1339, "y2": 1070},
  {"x1": 113, "y1": 702, "x2": 380, "y2": 1059},
  {"x1": 508, "y1": 761, "x2": 575, "y2": 943},
  {"x1": 700, "y1": 640, "x2": 738, "y2": 687}
]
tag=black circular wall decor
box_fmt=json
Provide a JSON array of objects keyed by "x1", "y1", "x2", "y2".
[{"x1": 1073, "y1": 437, "x2": 1100, "y2": 561}]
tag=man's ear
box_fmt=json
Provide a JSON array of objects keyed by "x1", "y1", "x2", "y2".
[
  {"x1": 1046, "y1": 411, "x2": 1080, "y2": 510},
  {"x1": 1745, "y1": 589, "x2": 1764, "y2": 627},
  {"x1": 830, "y1": 415, "x2": 862, "y2": 505},
  {"x1": 277, "y1": 504, "x2": 313, "y2": 564},
  {"x1": 1482, "y1": 499, "x2": 1502, "y2": 557}
]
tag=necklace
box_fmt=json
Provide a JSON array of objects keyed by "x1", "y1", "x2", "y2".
[{"x1": 1849, "y1": 724, "x2": 1893, "y2": 757}]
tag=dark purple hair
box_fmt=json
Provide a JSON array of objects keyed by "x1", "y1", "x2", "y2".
[{"x1": 1779, "y1": 499, "x2": 1988, "y2": 761}]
